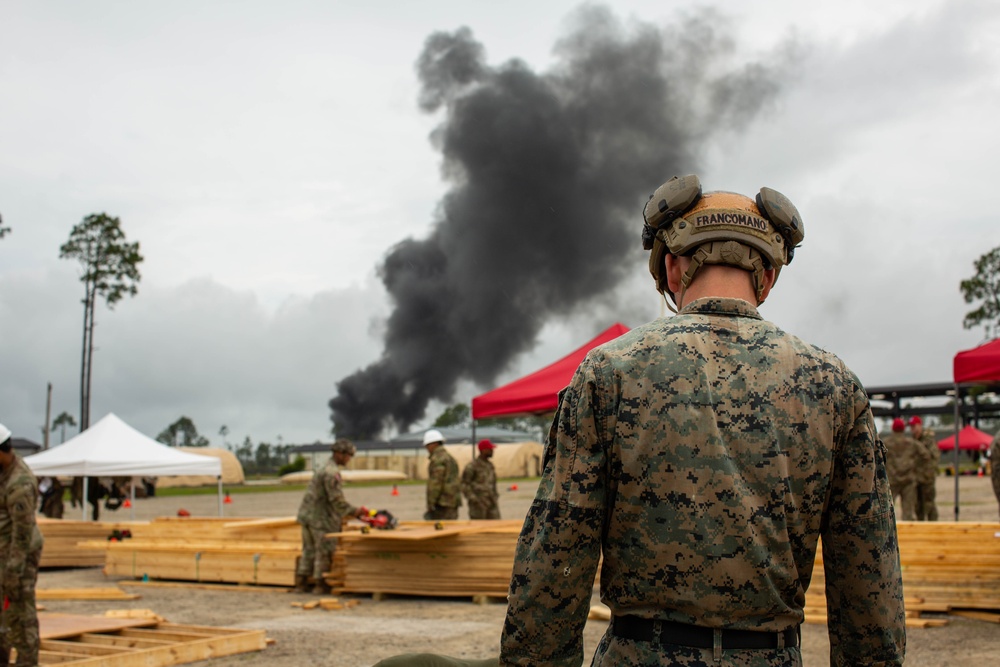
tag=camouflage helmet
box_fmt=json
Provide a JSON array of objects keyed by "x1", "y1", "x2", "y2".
[
  {"x1": 642, "y1": 174, "x2": 804, "y2": 306},
  {"x1": 331, "y1": 438, "x2": 356, "y2": 455}
]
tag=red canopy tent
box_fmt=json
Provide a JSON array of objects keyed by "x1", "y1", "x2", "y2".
[
  {"x1": 936, "y1": 425, "x2": 994, "y2": 452},
  {"x1": 954, "y1": 338, "x2": 1000, "y2": 384},
  {"x1": 472, "y1": 323, "x2": 630, "y2": 420},
  {"x1": 950, "y1": 338, "x2": 1000, "y2": 519}
]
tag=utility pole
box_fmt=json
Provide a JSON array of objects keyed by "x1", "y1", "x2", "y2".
[{"x1": 44, "y1": 382, "x2": 52, "y2": 449}]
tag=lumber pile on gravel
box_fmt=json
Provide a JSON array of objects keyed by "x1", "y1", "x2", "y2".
[
  {"x1": 805, "y1": 522, "x2": 1000, "y2": 626},
  {"x1": 82, "y1": 517, "x2": 303, "y2": 586},
  {"x1": 38, "y1": 518, "x2": 137, "y2": 567},
  {"x1": 333, "y1": 520, "x2": 523, "y2": 597}
]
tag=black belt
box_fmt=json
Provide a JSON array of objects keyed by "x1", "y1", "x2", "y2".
[{"x1": 612, "y1": 615, "x2": 799, "y2": 650}]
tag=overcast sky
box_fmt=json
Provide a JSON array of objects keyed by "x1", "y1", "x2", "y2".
[{"x1": 2, "y1": 0, "x2": 997, "y2": 448}]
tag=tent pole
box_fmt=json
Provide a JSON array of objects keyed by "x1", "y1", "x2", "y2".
[
  {"x1": 82, "y1": 476, "x2": 88, "y2": 521},
  {"x1": 217, "y1": 476, "x2": 223, "y2": 517},
  {"x1": 954, "y1": 384, "x2": 961, "y2": 521},
  {"x1": 130, "y1": 479, "x2": 136, "y2": 521}
]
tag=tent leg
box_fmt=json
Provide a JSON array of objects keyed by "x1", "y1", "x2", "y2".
[
  {"x1": 82, "y1": 477, "x2": 88, "y2": 522},
  {"x1": 130, "y1": 479, "x2": 136, "y2": 522},
  {"x1": 217, "y1": 476, "x2": 223, "y2": 517},
  {"x1": 954, "y1": 384, "x2": 961, "y2": 521}
]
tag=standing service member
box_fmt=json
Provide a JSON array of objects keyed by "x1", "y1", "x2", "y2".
[
  {"x1": 423, "y1": 429, "x2": 461, "y2": 520},
  {"x1": 884, "y1": 417, "x2": 925, "y2": 521},
  {"x1": 909, "y1": 416, "x2": 940, "y2": 521},
  {"x1": 294, "y1": 438, "x2": 365, "y2": 595},
  {"x1": 462, "y1": 439, "x2": 500, "y2": 520},
  {"x1": 500, "y1": 175, "x2": 906, "y2": 666},
  {"x1": 0, "y1": 423, "x2": 44, "y2": 667}
]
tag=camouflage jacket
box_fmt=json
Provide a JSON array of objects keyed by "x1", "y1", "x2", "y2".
[
  {"x1": 914, "y1": 430, "x2": 940, "y2": 484},
  {"x1": 0, "y1": 454, "x2": 44, "y2": 589},
  {"x1": 500, "y1": 298, "x2": 905, "y2": 666},
  {"x1": 461, "y1": 457, "x2": 498, "y2": 508},
  {"x1": 426, "y1": 447, "x2": 461, "y2": 511},
  {"x1": 296, "y1": 458, "x2": 357, "y2": 532},
  {"x1": 884, "y1": 432, "x2": 925, "y2": 488}
]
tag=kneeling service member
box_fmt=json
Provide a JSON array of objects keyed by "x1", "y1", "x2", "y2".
[{"x1": 500, "y1": 176, "x2": 906, "y2": 666}]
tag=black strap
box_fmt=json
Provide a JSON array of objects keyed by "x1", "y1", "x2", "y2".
[{"x1": 612, "y1": 615, "x2": 799, "y2": 650}]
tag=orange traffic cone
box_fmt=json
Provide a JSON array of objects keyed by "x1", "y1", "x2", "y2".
[
  {"x1": 391, "y1": 484, "x2": 399, "y2": 496},
  {"x1": 123, "y1": 498, "x2": 132, "y2": 508},
  {"x1": 224, "y1": 493, "x2": 232, "y2": 504}
]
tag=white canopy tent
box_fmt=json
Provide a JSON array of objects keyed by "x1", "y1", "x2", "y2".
[{"x1": 24, "y1": 413, "x2": 224, "y2": 520}]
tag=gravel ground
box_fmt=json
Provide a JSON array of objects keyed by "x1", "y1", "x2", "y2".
[{"x1": 37, "y1": 474, "x2": 1000, "y2": 666}]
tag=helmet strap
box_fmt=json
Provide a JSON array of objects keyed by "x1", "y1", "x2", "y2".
[{"x1": 678, "y1": 242, "x2": 769, "y2": 307}]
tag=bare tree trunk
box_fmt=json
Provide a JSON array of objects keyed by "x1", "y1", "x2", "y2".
[
  {"x1": 83, "y1": 286, "x2": 96, "y2": 430},
  {"x1": 44, "y1": 382, "x2": 52, "y2": 449},
  {"x1": 79, "y1": 288, "x2": 90, "y2": 431}
]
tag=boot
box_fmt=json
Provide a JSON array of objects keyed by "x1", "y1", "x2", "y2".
[
  {"x1": 312, "y1": 579, "x2": 332, "y2": 595},
  {"x1": 290, "y1": 573, "x2": 310, "y2": 593}
]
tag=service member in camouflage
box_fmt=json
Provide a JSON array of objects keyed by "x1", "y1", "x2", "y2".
[
  {"x1": 500, "y1": 176, "x2": 905, "y2": 666},
  {"x1": 461, "y1": 439, "x2": 500, "y2": 520},
  {"x1": 0, "y1": 423, "x2": 44, "y2": 667},
  {"x1": 909, "y1": 416, "x2": 940, "y2": 521},
  {"x1": 423, "y1": 429, "x2": 461, "y2": 520},
  {"x1": 884, "y1": 417, "x2": 927, "y2": 521},
  {"x1": 294, "y1": 438, "x2": 365, "y2": 594}
]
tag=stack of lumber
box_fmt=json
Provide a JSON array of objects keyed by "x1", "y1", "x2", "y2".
[
  {"x1": 805, "y1": 522, "x2": 1000, "y2": 627},
  {"x1": 334, "y1": 520, "x2": 524, "y2": 597},
  {"x1": 84, "y1": 517, "x2": 303, "y2": 587},
  {"x1": 38, "y1": 518, "x2": 137, "y2": 567},
  {"x1": 36, "y1": 612, "x2": 267, "y2": 666}
]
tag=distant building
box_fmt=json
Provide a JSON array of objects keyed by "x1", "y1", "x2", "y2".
[{"x1": 11, "y1": 437, "x2": 42, "y2": 457}]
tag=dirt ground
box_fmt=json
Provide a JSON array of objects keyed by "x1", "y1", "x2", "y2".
[{"x1": 38, "y1": 475, "x2": 1000, "y2": 666}]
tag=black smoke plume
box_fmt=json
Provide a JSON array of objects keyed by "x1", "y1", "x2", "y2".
[{"x1": 330, "y1": 6, "x2": 788, "y2": 439}]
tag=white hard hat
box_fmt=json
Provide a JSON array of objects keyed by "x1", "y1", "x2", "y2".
[
  {"x1": 422, "y1": 429, "x2": 445, "y2": 446},
  {"x1": 0, "y1": 423, "x2": 11, "y2": 447}
]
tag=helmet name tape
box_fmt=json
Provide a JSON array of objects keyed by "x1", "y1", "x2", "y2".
[{"x1": 692, "y1": 210, "x2": 770, "y2": 233}]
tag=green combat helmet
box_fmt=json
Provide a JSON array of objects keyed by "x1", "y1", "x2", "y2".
[{"x1": 642, "y1": 174, "x2": 804, "y2": 309}]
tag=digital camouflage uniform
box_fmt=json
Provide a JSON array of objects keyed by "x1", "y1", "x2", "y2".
[
  {"x1": 425, "y1": 447, "x2": 461, "y2": 520},
  {"x1": 295, "y1": 458, "x2": 358, "y2": 581},
  {"x1": 913, "y1": 429, "x2": 940, "y2": 521},
  {"x1": 1, "y1": 453, "x2": 44, "y2": 667},
  {"x1": 461, "y1": 457, "x2": 500, "y2": 520},
  {"x1": 884, "y1": 431, "x2": 926, "y2": 521},
  {"x1": 500, "y1": 298, "x2": 906, "y2": 667}
]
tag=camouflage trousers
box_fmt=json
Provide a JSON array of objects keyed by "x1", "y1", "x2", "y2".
[
  {"x1": 591, "y1": 631, "x2": 802, "y2": 667},
  {"x1": 423, "y1": 506, "x2": 459, "y2": 521},
  {"x1": 915, "y1": 480, "x2": 938, "y2": 521},
  {"x1": 467, "y1": 500, "x2": 500, "y2": 520},
  {"x1": 297, "y1": 524, "x2": 336, "y2": 580},
  {"x1": 0, "y1": 548, "x2": 41, "y2": 667},
  {"x1": 891, "y1": 481, "x2": 917, "y2": 521}
]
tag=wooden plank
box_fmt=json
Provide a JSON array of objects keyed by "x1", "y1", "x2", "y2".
[
  {"x1": 40, "y1": 613, "x2": 157, "y2": 639},
  {"x1": 119, "y1": 581, "x2": 290, "y2": 593},
  {"x1": 37, "y1": 588, "x2": 139, "y2": 601}
]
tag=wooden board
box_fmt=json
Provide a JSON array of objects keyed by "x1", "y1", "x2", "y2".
[
  {"x1": 41, "y1": 613, "x2": 156, "y2": 639},
  {"x1": 37, "y1": 588, "x2": 140, "y2": 601},
  {"x1": 36, "y1": 613, "x2": 267, "y2": 666}
]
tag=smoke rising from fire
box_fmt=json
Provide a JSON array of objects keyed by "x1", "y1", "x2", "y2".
[{"x1": 330, "y1": 6, "x2": 788, "y2": 439}]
